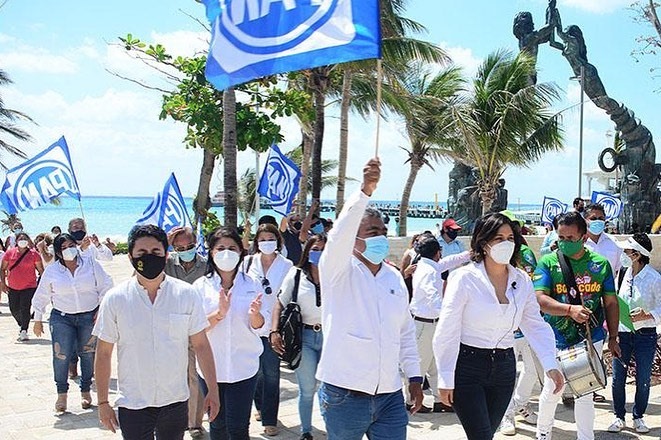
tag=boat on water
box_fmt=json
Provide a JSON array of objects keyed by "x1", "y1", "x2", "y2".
[{"x1": 210, "y1": 191, "x2": 273, "y2": 209}]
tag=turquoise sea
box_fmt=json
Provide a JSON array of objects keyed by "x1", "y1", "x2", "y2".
[{"x1": 11, "y1": 196, "x2": 543, "y2": 242}]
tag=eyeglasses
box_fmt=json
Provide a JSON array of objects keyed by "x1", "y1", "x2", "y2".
[
  {"x1": 262, "y1": 278, "x2": 272, "y2": 295},
  {"x1": 174, "y1": 243, "x2": 196, "y2": 252}
]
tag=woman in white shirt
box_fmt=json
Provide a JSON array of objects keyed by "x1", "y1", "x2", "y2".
[
  {"x1": 194, "y1": 227, "x2": 265, "y2": 440},
  {"x1": 31, "y1": 233, "x2": 113, "y2": 413},
  {"x1": 270, "y1": 234, "x2": 325, "y2": 440},
  {"x1": 243, "y1": 223, "x2": 293, "y2": 436},
  {"x1": 608, "y1": 233, "x2": 661, "y2": 434},
  {"x1": 433, "y1": 212, "x2": 563, "y2": 440}
]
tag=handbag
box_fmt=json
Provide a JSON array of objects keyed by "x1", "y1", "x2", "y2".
[{"x1": 277, "y1": 269, "x2": 304, "y2": 370}]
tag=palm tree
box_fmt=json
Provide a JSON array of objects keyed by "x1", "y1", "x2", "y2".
[
  {"x1": 0, "y1": 70, "x2": 29, "y2": 168},
  {"x1": 437, "y1": 50, "x2": 564, "y2": 215},
  {"x1": 393, "y1": 64, "x2": 465, "y2": 236},
  {"x1": 222, "y1": 87, "x2": 238, "y2": 227}
]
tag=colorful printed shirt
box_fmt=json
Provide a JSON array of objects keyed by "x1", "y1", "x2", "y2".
[
  {"x1": 533, "y1": 249, "x2": 616, "y2": 349},
  {"x1": 519, "y1": 245, "x2": 538, "y2": 279}
]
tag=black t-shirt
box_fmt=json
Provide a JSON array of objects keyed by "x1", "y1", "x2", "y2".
[{"x1": 282, "y1": 229, "x2": 302, "y2": 265}]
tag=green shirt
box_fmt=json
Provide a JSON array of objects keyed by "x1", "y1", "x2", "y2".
[
  {"x1": 533, "y1": 249, "x2": 616, "y2": 349},
  {"x1": 519, "y1": 244, "x2": 537, "y2": 279}
]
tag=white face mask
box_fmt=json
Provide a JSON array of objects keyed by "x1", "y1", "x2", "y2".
[
  {"x1": 17, "y1": 240, "x2": 28, "y2": 249},
  {"x1": 488, "y1": 241, "x2": 515, "y2": 265},
  {"x1": 47, "y1": 244, "x2": 54, "y2": 254},
  {"x1": 258, "y1": 240, "x2": 278, "y2": 255},
  {"x1": 213, "y1": 249, "x2": 240, "y2": 272},
  {"x1": 61, "y1": 247, "x2": 78, "y2": 261},
  {"x1": 620, "y1": 252, "x2": 633, "y2": 268}
]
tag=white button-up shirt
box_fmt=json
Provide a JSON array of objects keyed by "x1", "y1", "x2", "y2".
[
  {"x1": 80, "y1": 243, "x2": 113, "y2": 262},
  {"x1": 433, "y1": 262, "x2": 557, "y2": 389},
  {"x1": 242, "y1": 252, "x2": 292, "y2": 337},
  {"x1": 279, "y1": 267, "x2": 322, "y2": 325},
  {"x1": 410, "y1": 253, "x2": 471, "y2": 320},
  {"x1": 194, "y1": 272, "x2": 264, "y2": 383},
  {"x1": 92, "y1": 276, "x2": 208, "y2": 409},
  {"x1": 438, "y1": 237, "x2": 465, "y2": 258},
  {"x1": 317, "y1": 190, "x2": 420, "y2": 395},
  {"x1": 32, "y1": 255, "x2": 113, "y2": 320},
  {"x1": 618, "y1": 264, "x2": 661, "y2": 332},
  {"x1": 585, "y1": 233, "x2": 622, "y2": 274}
]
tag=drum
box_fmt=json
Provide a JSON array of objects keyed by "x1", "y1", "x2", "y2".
[{"x1": 556, "y1": 340, "x2": 607, "y2": 398}]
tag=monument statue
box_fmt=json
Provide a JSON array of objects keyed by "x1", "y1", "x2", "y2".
[{"x1": 513, "y1": 1, "x2": 661, "y2": 232}]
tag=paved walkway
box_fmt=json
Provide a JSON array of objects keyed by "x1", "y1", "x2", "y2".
[{"x1": 2, "y1": 259, "x2": 661, "y2": 439}]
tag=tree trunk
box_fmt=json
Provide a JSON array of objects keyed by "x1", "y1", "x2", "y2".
[
  {"x1": 398, "y1": 162, "x2": 422, "y2": 237},
  {"x1": 193, "y1": 147, "x2": 216, "y2": 223},
  {"x1": 297, "y1": 128, "x2": 313, "y2": 217},
  {"x1": 310, "y1": 67, "x2": 329, "y2": 214},
  {"x1": 336, "y1": 69, "x2": 352, "y2": 215},
  {"x1": 478, "y1": 178, "x2": 497, "y2": 215},
  {"x1": 647, "y1": 0, "x2": 661, "y2": 40},
  {"x1": 223, "y1": 87, "x2": 238, "y2": 227}
]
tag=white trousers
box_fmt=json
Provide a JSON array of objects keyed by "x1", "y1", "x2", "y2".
[
  {"x1": 505, "y1": 337, "x2": 539, "y2": 417},
  {"x1": 536, "y1": 340, "x2": 603, "y2": 440},
  {"x1": 405, "y1": 319, "x2": 439, "y2": 404}
]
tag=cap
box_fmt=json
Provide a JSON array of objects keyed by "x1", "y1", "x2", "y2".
[
  {"x1": 616, "y1": 236, "x2": 652, "y2": 257},
  {"x1": 442, "y1": 218, "x2": 462, "y2": 231},
  {"x1": 500, "y1": 210, "x2": 524, "y2": 227},
  {"x1": 258, "y1": 215, "x2": 278, "y2": 226}
]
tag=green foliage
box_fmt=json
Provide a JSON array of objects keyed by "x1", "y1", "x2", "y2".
[
  {"x1": 0, "y1": 211, "x2": 20, "y2": 233},
  {"x1": 200, "y1": 210, "x2": 222, "y2": 237},
  {"x1": 113, "y1": 242, "x2": 128, "y2": 255}
]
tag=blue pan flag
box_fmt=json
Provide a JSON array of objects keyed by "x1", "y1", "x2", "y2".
[
  {"x1": 591, "y1": 191, "x2": 622, "y2": 221},
  {"x1": 258, "y1": 144, "x2": 301, "y2": 216},
  {"x1": 136, "y1": 173, "x2": 193, "y2": 234},
  {"x1": 540, "y1": 196, "x2": 568, "y2": 225}
]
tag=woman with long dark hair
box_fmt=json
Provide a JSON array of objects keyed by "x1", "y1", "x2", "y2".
[
  {"x1": 270, "y1": 234, "x2": 326, "y2": 440},
  {"x1": 433, "y1": 213, "x2": 563, "y2": 440},
  {"x1": 194, "y1": 227, "x2": 265, "y2": 439},
  {"x1": 31, "y1": 233, "x2": 113, "y2": 412}
]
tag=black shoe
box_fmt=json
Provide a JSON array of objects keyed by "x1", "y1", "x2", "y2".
[
  {"x1": 562, "y1": 396, "x2": 574, "y2": 407},
  {"x1": 422, "y1": 377, "x2": 430, "y2": 391},
  {"x1": 433, "y1": 402, "x2": 454, "y2": 413},
  {"x1": 593, "y1": 392, "x2": 606, "y2": 403},
  {"x1": 406, "y1": 404, "x2": 432, "y2": 413},
  {"x1": 300, "y1": 433, "x2": 313, "y2": 440}
]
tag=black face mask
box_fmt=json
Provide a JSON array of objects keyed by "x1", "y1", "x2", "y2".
[
  {"x1": 70, "y1": 230, "x2": 87, "y2": 241},
  {"x1": 445, "y1": 230, "x2": 459, "y2": 240},
  {"x1": 577, "y1": 206, "x2": 585, "y2": 213},
  {"x1": 131, "y1": 254, "x2": 166, "y2": 280}
]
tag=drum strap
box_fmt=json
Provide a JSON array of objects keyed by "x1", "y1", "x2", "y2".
[{"x1": 556, "y1": 250, "x2": 595, "y2": 347}]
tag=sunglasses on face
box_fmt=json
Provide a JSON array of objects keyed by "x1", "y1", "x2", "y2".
[{"x1": 262, "y1": 278, "x2": 272, "y2": 295}]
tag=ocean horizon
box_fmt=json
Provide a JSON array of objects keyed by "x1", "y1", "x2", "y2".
[{"x1": 6, "y1": 195, "x2": 544, "y2": 242}]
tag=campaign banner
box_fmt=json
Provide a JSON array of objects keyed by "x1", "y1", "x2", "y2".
[
  {"x1": 201, "y1": 0, "x2": 381, "y2": 90},
  {"x1": 540, "y1": 196, "x2": 568, "y2": 225},
  {"x1": 0, "y1": 136, "x2": 81, "y2": 214},
  {"x1": 591, "y1": 191, "x2": 622, "y2": 221},
  {"x1": 257, "y1": 144, "x2": 301, "y2": 216}
]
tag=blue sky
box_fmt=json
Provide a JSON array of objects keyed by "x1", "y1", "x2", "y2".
[{"x1": 0, "y1": 0, "x2": 658, "y2": 207}]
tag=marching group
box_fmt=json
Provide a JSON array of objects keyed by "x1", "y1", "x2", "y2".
[{"x1": 1, "y1": 158, "x2": 660, "y2": 440}]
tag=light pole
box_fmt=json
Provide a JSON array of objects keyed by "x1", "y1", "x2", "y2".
[{"x1": 573, "y1": 66, "x2": 585, "y2": 198}]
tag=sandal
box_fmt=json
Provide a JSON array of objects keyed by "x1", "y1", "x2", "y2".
[
  {"x1": 81, "y1": 392, "x2": 92, "y2": 409},
  {"x1": 264, "y1": 425, "x2": 279, "y2": 436},
  {"x1": 55, "y1": 393, "x2": 67, "y2": 413},
  {"x1": 593, "y1": 392, "x2": 606, "y2": 403}
]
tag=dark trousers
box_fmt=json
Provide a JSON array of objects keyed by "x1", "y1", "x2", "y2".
[
  {"x1": 254, "y1": 336, "x2": 281, "y2": 426},
  {"x1": 200, "y1": 374, "x2": 258, "y2": 440},
  {"x1": 8, "y1": 287, "x2": 35, "y2": 331},
  {"x1": 118, "y1": 400, "x2": 188, "y2": 440},
  {"x1": 453, "y1": 344, "x2": 516, "y2": 440}
]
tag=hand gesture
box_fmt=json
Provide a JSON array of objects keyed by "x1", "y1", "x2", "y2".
[
  {"x1": 249, "y1": 293, "x2": 263, "y2": 316},
  {"x1": 105, "y1": 238, "x2": 117, "y2": 253},
  {"x1": 218, "y1": 288, "x2": 232, "y2": 319},
  {"x1": 80, "y1": 236, "x2": 91, "y2": 251},
  {"x1": 99, "y1": 403, "x2": 119, "y2": 433},
  {"x1": 33, "y1": 321, "x2": 44, "y2": 337},
  {"x1": 90, "y1": 234, "x2": 101, "y2": 247},
  {"x1": 361, "y1": 158, "x2": 381, "y2": 196},
  {"x1": 546, "y1": 368, "x2": 564, "y2": 394},
  {"x1": 568, "y1": 305, "x2": 591, "y2": 324},
  {"x1": 167, "y1": 227, "x2": 184, "y2": 245},
  {"x1": 404, "y1": 264, "x2": 417, "y2": 279}
]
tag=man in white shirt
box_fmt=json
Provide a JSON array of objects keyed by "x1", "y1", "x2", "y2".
[
  {"x1": 93, "y1": 224, "x2": 219, "y2": 439},
  {"x1": 317, "y1": 158, "x2": 423, "y2": 440},
  {"x1": 407, "y1": 235, "x2": 470, "y2": 413},
  {"x1": 583, "y1": 203, "x2": 623, "y2": 276},
  {"x1": 68, "y1": 217, "x2": 114, "y2": 262}
]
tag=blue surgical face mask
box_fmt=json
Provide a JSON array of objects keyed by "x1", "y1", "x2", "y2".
[
  {"x1": 357, "y1": 235, "x2": 390, "y2": 265},
  {"x1": 588, "y1": 219, "x2": 606, "y2": 235},
  {"x1": 308, "y1": 250, "x2": 322, "y2": 266},
  {"x1": 178, "y1": 248, "x2": 197, "y2": 263},
  {"x1": 311, "y1": 223, "x2": 324, "y2": 235}
]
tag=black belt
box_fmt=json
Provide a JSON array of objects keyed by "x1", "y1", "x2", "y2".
[
  {"x1": 303, "y1": 323, "x2": 322, "y2": 332},
  {"x1": 412, "y1": 315, "x2": 439, "y2": 324},
  {"x1": 637, "y1": 327, "x2": 657, "y2": 335},
  {"x1": 459, "y1": 343, "x2": 514, "y2": 360}
]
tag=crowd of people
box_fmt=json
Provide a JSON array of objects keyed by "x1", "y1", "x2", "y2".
[{"x1": 1, "y1": 158, "x2": 660, "y2": 440}]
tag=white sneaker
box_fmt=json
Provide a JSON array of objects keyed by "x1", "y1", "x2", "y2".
[
  {"x1": 516, "y1": 404, "x2": 538, "y2": 424},
  {"x1": 607, "y1": 417, "x2": 625, "y2": 433},
  {"x1": 633, "y1": 418, "x2": 650, "y2": 433},
  {"x1": 18, "y1": 330, "x2": 28, "y2": 341},
  {"x1": 500, "y1": 415, "x2": 516, "y2": 436}
]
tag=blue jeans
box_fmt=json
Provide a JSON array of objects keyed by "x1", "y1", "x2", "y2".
[
  {"x1": 118, "y1": 400, "x2": 188, "y2": 440},
  {"x1": 200, "y1": 375, "x2": 257, "y2": 440},
  {"x1": 254, "y1": 336, "x2": 280, "y2": 426},
  {"x1": 49, "y1": 308, "x2": 97, "y2": 394},
  {"x1": 319, "y1": 383, "x2": 408, "y2": 440},
  {"x1": 452, "y1": 344, "x2": 516, "y2": 440},
  {"x1": 295, "y1": 328, "x2": 323, "y2": 434},
  {"x1": 612, "y1": 330, "x2": 657, "y2": 420}
]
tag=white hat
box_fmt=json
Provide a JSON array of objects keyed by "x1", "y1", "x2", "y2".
[{"x1": 616, "y1": 236, "x2": 652, "y2": 257}]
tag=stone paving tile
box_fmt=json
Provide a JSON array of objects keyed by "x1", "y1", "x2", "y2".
[{"x1": 4, "y1": 285, "x2": 661, "y2": 439}]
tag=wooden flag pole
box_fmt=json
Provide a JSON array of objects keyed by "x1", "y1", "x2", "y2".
[{"x1": 374, "y1": 58, "x2": 383, "y2": 157}]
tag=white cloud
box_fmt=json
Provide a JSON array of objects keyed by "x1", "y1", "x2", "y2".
[
  {"x1": 0, "y1": 51, "x2": 78, "y2": 74},
  {"x1": 439, "y1": 42, "x2": 482, "y2": 78},
  {"x1": 150, "y1": 30, "x2": 209, "y2": 58},
  {"x1": 559, "y1": 0, "x2": 630, "y2": 14}
]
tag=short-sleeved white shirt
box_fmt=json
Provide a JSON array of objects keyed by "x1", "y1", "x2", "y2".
[
  {"x1": 278, "y1": 267, "x2": 322, "y2": 325},
  {"x1": 92, "y1": 276, "x2": 208, "y2": 410},
  {"x1": 194, "y1": 272, "x2": 264, "y2": 383}
]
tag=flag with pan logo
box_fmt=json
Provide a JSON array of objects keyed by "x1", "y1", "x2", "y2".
[
  {"x1": 0, "y1": 136, "x2": 81, "y2": 214},
  {"x1": 591, "y1": 191, "x2": 622, "y2": 221},
  {"x1": 136, "y1": 173, "x2": 192, "y2": 233},
  {"x1": 540, "y1": 196, "x2": 567, "y2": 225},
  {"x1": 257, "y1": 144, "x2": 301, "y2": 216},
  {"x1": 200, "y1": 0, "x2": 381, "y2": 90}
]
